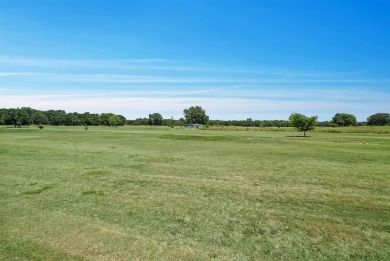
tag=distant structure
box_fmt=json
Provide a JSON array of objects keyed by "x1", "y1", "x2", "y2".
[{"x1": 185, "y1": 123, "x2": 203, "y2": 128}]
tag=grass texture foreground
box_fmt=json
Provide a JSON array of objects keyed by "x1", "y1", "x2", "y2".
[{"x1": 0, "y1": 126, "x2": 389, "y2": 260}]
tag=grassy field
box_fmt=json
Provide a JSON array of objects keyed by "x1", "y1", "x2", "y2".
[{"x1": 0, "y1": 126, "x2": 389, "y2": 260}]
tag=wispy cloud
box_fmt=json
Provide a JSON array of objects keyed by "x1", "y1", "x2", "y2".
[
  {"x1": 0, "y1": 56, "x2": 166, "y2": 68},
  {"x1": 1, "y1": 94, "x2": 387, "y2": 120},
  {"x1": 0, "y1": 72, "x2": 41, "y2": 77},
  {"x1": 0, "y1": 56, "x2": 231, "y2": 73},
  {"x1": 2, "y1": 71, "x2": 389, "y2": 85},
  {"x1": 0, "y1": 56, "x2": 372, "y2": 78},
  {"x1": 161, "y1": 86, "x2": 243, "y2": 98},
  {"x1": 1, "y1": 55, "x2": 388, "y2": 121}
]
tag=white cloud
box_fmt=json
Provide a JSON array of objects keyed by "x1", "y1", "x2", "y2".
[
  {"x1": 0, "y1": 56, "x2": 379, "y2": 79},
  {"x1": 0, "y1": 56, "x2": 166, "y2": 68},
  {"x1": 2, "y1": 71, "x2": 389, "y2": 85},
  {"x1": 1, "y1": 55, "x2": 388, "y2": 121},
  {"x1": 1, "y1": 91, "x2": 387, "y2": 121},
  {"x1": 0, "y1": 72, "x2": 41, "y2": 77}
]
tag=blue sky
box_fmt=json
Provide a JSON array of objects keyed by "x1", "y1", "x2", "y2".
[{"x1": 0, "y1": 0, "x2": 389, "y2": 121}]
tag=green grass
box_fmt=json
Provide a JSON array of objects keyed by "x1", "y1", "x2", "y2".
[
  {"x1": 204, "y1": 125, "x2": 390, "y2": 134},
  {"x1": 1, "y1": 125, "x2": 389, "y2": 260}
]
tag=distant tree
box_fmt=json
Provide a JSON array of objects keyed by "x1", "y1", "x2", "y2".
[
  {"x1": 148, "y1": 113, "x2": 163, "y2": 126},
  {"x1": 117, "y1": 115, "x2": 127, "y2": 126},
  {"x1": 367, "y1": 113, "x2": 390, "y2": 126},
  {"x1": 45, "y1": 110, "x2": 66, "y2": 125},
  {"x1": 0, "y1": 109, "x2": 4, "y2": 124},
  {"x1": 318, "y1": 121, "x2": 338, "y2": 127},
  {"x1": 245, "y1": 118, "x2": 253, "y2": 127},
  {"x1": 101, "y1": 114, "x2": 126, "y2": 126},
  {"x1": 178, "y1": 118, "x2": 186, "y2": 126},
  {"x1": 0, "y1": 108, "x2": 129, "y2": 127},
  {"x1": 3, "y1": 109, "x2": 18, "y2": 127},
  {"x1": 108, "y1": 115, "x2": 122, "y2": 127},
  {"x1": 169, "y1": 116, "x2": 175, "y2": 128},
  {"x1": 21, "y1": 107, "x2": 34, "y2": 116},
  {"x1": 130, "y1": 117, "x2": 149, "y2": 125},
  {"x1": 289, "y1": 113, "x2": 318, "y2": 137},
  {"x1": 183, "y1": 106, "x2": 209, "y2": 124},
  {"x1": 79, "y1": 112, "x2": 100, "y2": 126},
  {"x1": 100, "y1": 113, "x2": 114, "y2": 126},
  {"x1": 331, "y1": 113, "x2": 357, "y2": 126},
  {"x1": 31, "y1": 111, "x2": 49, "y2": 125},
  {"x1": 18, "y1": 109, "x2": 30, "y2": 125}
]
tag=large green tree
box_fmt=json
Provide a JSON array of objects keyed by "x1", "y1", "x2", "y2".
[
  {"x1": 3, "y1": 109, "x2": 20, "y2": 127},
  {"x1": 367, "y1": 113, "x2": 390, "y2": 126},
  {"x1": 331, "y1": 113, "x2": 357, "y2": 126},
  {"x1": 117, "y1": 115, "x2": 127, "y2": 126},
  {"x1": 18, "y1": 109, "x2": 30, "y2": 126},
  {"x1": 183, "y1": 106, "x2": 209, "y2": 124},
  {"x1": 78, "y1": 112, "x2": 101, "y2": 126},
  {"x1": 100, "y1": 113, "x2": 114, "y2": 126},
  {"x1": 62, "y1": 113, "x2": 81, "y2": 126},
  {"x1": 289, "y1": 113, "x2": 318, "y2": 137},
  {"x1": 31, "y1": 111, "x2": 49, "y2": 125},
  {"x1": 108, "y1": 115, "x2": 122, "y2": 127},
  {"x1": 148, "y1": 113, "x2": 163, "y2": 126},
  {"x1": 2, "y1": 108, "x2": 30, "y2": 127},
  {"x1": 45, "y1": 110, "x2": 66, "y2": 125}
]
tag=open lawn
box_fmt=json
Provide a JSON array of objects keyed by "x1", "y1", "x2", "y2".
[{"x1": 0, "y1": 126, "x2": 389, "y2": 260}]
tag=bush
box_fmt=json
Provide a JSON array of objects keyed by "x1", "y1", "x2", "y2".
[
  {"x1": 38, "y1": 125, "x2": 44, "y2": 129},
  {"x1": 84, "y1": 125, "x2": 88, "y2": 130}
]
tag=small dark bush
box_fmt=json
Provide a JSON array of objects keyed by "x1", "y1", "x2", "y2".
[{"x1": 38, "y1": 125, "x2": 44, "y2": 129}]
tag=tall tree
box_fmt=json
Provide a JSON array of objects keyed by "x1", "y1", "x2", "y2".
[
  {"x1": 63, "y1": 113, "x2": 80, "y2": 126},
  {"x1": 78, "y1": 112, "x2": 101, "y2": 126},
  {"x1": 3, "y1": 109, "x2": 20, "y2": 127},
  {"x1": 183, "y1": 106, "x2": 209, "y2": 124},
  {"x1": 117, "y1": 115, "x2": 127, "y2": 126},
  {"x1": 18, "y1": 109, "x2": 30, "y2": 126},
  {"x1": 367, "y1": 113, "x2": 390, "y2": 126},
  {"x1": 45, "y1": 110, "x2": 66, "y2": 125},
  {"x1": 289, "y1": 113, "x2": 318, "y2": 137},
  {"x1": 148, "y1": 113, "x2": 163, "y2": 126},
  {"x1": 108, "y1": 115, "x2": 121, "y2": 127},
  {"x1": 331, "y1": 113, "x2": 357, "y2": 126},
  {"x1": 100, "y1": 113, "x2": 115, "y2": 126},
  {"x1": 1, "y1": 108, "x2": 30, "y2": 127},
  {"x1": 31, "y1": 111, "x2": 49, "y2": 125}
]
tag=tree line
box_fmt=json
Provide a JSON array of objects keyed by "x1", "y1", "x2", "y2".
[
  {"x1": 0, "y1": 106, "x2": 389, "y2": 128},
  {"x1": 0, "y1": 107, "x2": 126, "y2": 127}
]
